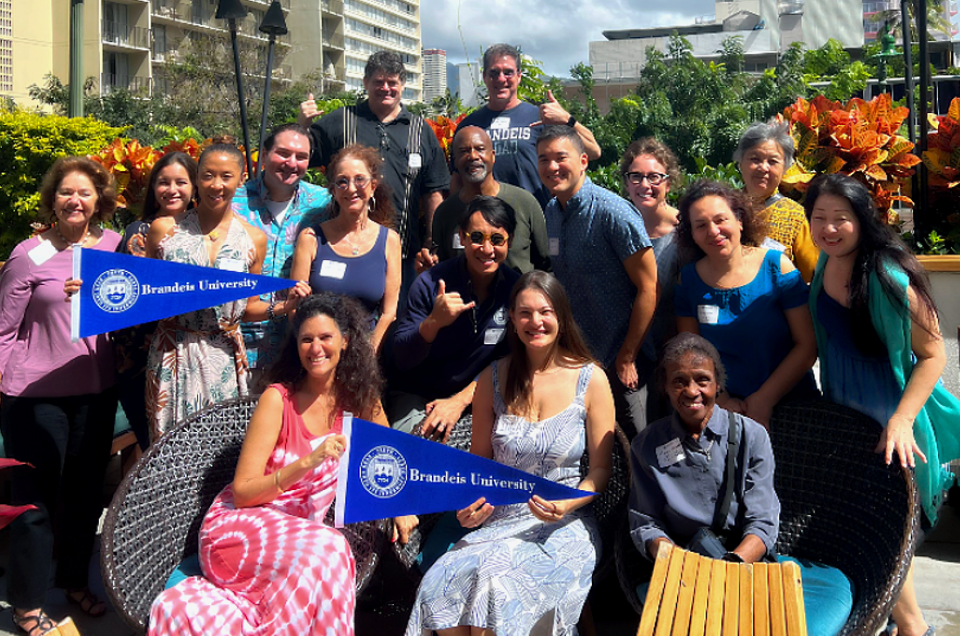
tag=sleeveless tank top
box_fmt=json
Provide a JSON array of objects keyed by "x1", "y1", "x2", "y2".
[{"x1": 308, "y1": 224, "x2": 388, "y2": 323}]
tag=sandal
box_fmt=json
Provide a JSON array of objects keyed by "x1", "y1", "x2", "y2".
[
  {"x1": 64, "y1": 588, "x2": 106, "y2": 618},
  {"x1": 12, "y1": 610, "x2": 56, "y2": 636}
]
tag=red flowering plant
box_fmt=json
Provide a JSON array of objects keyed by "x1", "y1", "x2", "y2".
[{"x1": 427, "y1": 113, "x2": 468, "y2": 162}]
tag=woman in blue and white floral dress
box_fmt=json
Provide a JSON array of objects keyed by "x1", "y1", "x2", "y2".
[{"x1": 406, "y1": 270, "x2": 616, "y2": 636}]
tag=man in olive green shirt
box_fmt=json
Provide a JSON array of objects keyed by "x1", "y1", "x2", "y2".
[{"x1": 418, "y1": 126, "x2": 550, "y2": 274}]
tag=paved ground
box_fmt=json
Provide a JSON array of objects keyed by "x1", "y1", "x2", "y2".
[{"x1": 0, "y1": 459, "x2": 957, "y2": 636}]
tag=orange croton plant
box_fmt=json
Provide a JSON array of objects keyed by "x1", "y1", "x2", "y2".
[
  {"x1": 922, "y1": 96, "x2": 960, "y2": 188},
  {"x1": 92, "y1": 138, "x2": 162, "y2": 213},
  {"x1": 780, "y1": 93, "x2": 920, "y2": 219},
  {"x1": 427, "y1": 113, "x2": 468, "y2": 162}
]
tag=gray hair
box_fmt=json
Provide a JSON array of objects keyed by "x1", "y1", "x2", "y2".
[
  {"x1": 483, "y1": 43, "x2": 521, "y2": 73},
  {"x1": 656, "y1": 332, "x2": 727, "y2": 394},
  {"x1": 733, "y1": 119, "x2": 794, "y2": 169}
]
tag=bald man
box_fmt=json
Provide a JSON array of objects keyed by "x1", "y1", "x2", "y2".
[{"x1": 419, "y1": 125, "x2": 550, "y2": 274}]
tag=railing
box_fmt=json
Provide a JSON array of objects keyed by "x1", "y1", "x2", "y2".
[
  {"x1": 861, "y1": 0, "x2": 897, "y2": 13},
  {"x1": 151, "y1": 0, "x2": 177, "y2": 15},
  {"x1": 102, "y1": 22, "x2": 151, "y2": 49},
  {"x1": 101, "y1": 74, "x2": 151, "y2": 94}
]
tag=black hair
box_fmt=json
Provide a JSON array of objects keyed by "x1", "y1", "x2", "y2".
[
  {"x1": 263, "y1": 123, "x2": 312, "y2": 155},
  {"x1": 536, "y1": 124, "x2": 585, "y2": 156},
  {"x1": 199, "y1": 143, "x2": 246, "y2": 172},
  {"x1": 458, "y1": 195, "x2": 517, "y2": 238},
  {"x1": 804, "y1": 174, "x2": 939, "y2": 353},
  {"x1": 676, "y1": 180, "x2": 768, "y2": 259},
  {"x1": 364, "y1": 50, "x2": 407, "y2": 83},
  {"x1": 656, "y1": 332, "x2": 727, "y2": 394},
  {"x1": 141, "y1": 152, "x2": 198, "y2": 221}
]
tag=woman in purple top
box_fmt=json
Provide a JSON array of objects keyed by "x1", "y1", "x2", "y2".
[
  {"x1": 292, "y1": 144, "x2": 401, "y2": 352},
  {"x1": 0, "y1": 157, "x2": 122, "y2": 636}
]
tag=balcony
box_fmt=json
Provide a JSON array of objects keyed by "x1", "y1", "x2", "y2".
[
  {"x1": 321, "y1": 0, "x2": 343, "y2": 14},
  {"x1": 102, "y1": 22, "x2": 151, "y2": 49},
  {"x1": 101, "y1": 73, "x2": 151, "y2": 94},
  {"x1": 151, "y1": 0, "x2": 179, "y2": 19},
  {"x1": 322, "y1": 29, "x2": 344, "y2": 49},
  {"x1": 243, "y1": 0, "x2": 290, "y2": 8}
]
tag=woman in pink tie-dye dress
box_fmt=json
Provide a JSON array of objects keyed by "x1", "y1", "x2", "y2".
[{"x1": 149, "y1": 293, "x2": 415, "y2": 635}]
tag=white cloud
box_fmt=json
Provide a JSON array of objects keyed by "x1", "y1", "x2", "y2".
[{"x1": 420, "y1": 0, "x2": 713, "y2": 77}]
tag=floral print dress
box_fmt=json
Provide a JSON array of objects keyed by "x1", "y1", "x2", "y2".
[{"x1": 145, "y1": 210, "x2": 255, "y2": 439}]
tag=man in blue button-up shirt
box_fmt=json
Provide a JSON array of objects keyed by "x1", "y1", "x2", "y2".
[
  {"x1": 537, "y1": 125, "x2": 658, "y2": 436},
  {"x1": 232, "y1": 123, "x2": 330, "y2": 389}
]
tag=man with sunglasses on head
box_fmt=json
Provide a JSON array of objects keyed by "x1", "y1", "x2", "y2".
[
  {"x1": 389, "y1": 196, "x2": 520, "y2": 438},
  {"x1": 422, "y1": 125, "x2": 550, "y2": 274},
  {"x1": 538, "y1": 125, "x2": 657, "y2": 438},
  {"x1": 299, "y1": 51, "x2": 449, "y2": 306},
  {"x1": 448, "y1": 43, "x2": 601, "y2": 212}
]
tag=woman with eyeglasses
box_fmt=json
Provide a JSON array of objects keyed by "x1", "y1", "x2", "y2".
[
  {"x1": 620, "y1": 138, "x2": 685, "y2": 422},
  {"x1": 292, "y1": 144, "x2": 401, "y2": 353},
  {"x1": 735, "y1": 119, "x2": 819, "y2": 282}
]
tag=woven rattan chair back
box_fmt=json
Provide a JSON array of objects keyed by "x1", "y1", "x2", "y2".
[{"x1": 100, "y1": 396, "x2": 385, "y2": 634}]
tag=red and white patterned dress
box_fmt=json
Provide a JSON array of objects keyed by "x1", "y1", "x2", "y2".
[{"x1": 149, "y1": 384, "x2": 356, "y2": 636}]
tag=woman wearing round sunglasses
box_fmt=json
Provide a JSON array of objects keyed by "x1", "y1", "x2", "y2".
[{"x1": 292, "y1": 144, "x2": 401, "y2": 353}]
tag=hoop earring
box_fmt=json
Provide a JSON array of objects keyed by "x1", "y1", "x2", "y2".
[{"x1": 368, "y1": 196, "x2": 376, "y2": 214}]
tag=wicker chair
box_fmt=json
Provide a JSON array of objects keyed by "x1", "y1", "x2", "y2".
[
  {"x1": 100, "y1": 397, "x2": 386, "y2": 634},
  {"x1": 615, "y1": 399, "x2": 919, "y2": 636}
]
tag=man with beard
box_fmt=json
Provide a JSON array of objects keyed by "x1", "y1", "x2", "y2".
[{"x1": 424, "y1": 125, "x2": 549, "y2": 274}]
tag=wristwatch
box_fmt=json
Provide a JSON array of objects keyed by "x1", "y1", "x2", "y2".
[{"x1": 566, "y1": 115, "x2": 577, "y2": 128}]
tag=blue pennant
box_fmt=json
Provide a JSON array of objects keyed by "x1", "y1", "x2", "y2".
[
  {"x1": 335, "y1": 416, "x2": 594, "y2": 526},
  {"x1": 70, "y1": 247, "x2": 294, "y2": 340}
]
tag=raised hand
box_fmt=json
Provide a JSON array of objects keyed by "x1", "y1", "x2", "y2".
[
  {"x1": 429, "y1": 279, "x2": 475, "y2": 329},
  {"x1": 531, "y1": 90, "x2": 571, "y2": 128},
  {"x1": 298, "y1": 93, "x2": 324, "y2": 128}
]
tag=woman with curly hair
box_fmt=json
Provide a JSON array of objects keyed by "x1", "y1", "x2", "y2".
[
  {"x1": 674, "y1": 181, "x2": 817, "y2": 426},
  {"x1": 0, "y1": 157, "x2": 121, "y2": 635},
  {"x1": 149, "y1": 293, "x2": 416, "y2": 635},
  {"x1": 292, "y1": 144, "x2": 401, "y2": 352}
]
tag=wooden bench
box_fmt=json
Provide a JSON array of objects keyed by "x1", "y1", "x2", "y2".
[{"x1": 637, "y1": 544, "x2": 807, "y2": 636}]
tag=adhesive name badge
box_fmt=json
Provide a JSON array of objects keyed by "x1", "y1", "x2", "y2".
[
  {"x1": 490, "y1": 117, "x2": 510, "y2": 130},
  {"x1": 656, "y1": 438, "x2": 686, "y2": 468},
  {"x1": 319, "y1": 259, "x2": 347, "y2": 279},
  {"x1": 219, "y1": 258, "x2": 245, "y2": 273},
  {"x1": 408, "y1": 152, "x2": 422, "y2": 169},
  {"x1": 549, "y1": 237, "x2": 560, "y2": 256},
  {"x1": 697, "y1": 305, "x2": 720, "y2": 325},
  {"x1": 452, "y1": 233, "x2": 463, "y2": 250},
  {"x1": 28, "y1": 240, "x2": 58, "y2": 266},
  {"x1": 484, "y1": 328, "x2": 505, "y2": 346}
]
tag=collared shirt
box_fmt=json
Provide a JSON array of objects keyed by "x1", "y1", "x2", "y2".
[
  {"x1": 628, "y1": 407, "x2": 780, "y2": 559},
  {"x1": 431, "y1": 182, "x2": 550, "y2": 274},
  {"x1": 545, "y1": 177, "x2": 653, "y2": 367},
  {"x1": 232, "y1": 176, "x2": 331, "y2": 369},
  {"x1": 391, "y1": 256, "x2": 520, "y2": 400},
  {"x1": 308, "y1": 101, "x2": 450, "y2": 257},
  {"x1": 455, "y1": 102, "x2": 550, "y2": 208}
]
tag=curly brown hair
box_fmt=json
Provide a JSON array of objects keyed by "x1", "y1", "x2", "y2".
[
  {"x1": 266, "y1": 293, "x2": 384, "y2": 419},
  {"x1": 325, "y1": 144, "x2": 395, "y2": 229},
  {"x1": 619, "y1": 137, "x2": 683, "y2": 188},
  {"x1": 39, "y1": 156, "x2": 119, "y2": 225},
  {"x1": 676, "y1": 180, "x2": 768, "y2": 258}
]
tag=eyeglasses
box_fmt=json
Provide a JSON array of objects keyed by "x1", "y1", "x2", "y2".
[
  {"x1": 376, "y1": 124, "x2": 391, "y2": 152},
  {"x1": 486, "y1": 69, "x2": 517, "y2": 79},
  {"x1": 333, "y1": 175, "x2": 370, "y2": 190},
  {"x1": 467, "y1": 231, "x2": 509, "y2": 247},
  {"x1": 623, "y1": 171, "x2": 669, "y2": 186}
]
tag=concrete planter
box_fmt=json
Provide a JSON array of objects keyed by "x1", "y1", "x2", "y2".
[{"x1": 917, "y1": 256, "x2": 960, "y2": 398}]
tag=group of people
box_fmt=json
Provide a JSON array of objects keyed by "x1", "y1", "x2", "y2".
[{"x1": 0, "y1": 41, "x2": 958, "y2": 636}]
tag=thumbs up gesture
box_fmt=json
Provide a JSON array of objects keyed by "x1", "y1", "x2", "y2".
[
  {"x1": 532, "y1": 90, "x2": 571, "y2": 127},
  {"x1": 298, "y1": 93, "x2": 324, "y2": 128}
]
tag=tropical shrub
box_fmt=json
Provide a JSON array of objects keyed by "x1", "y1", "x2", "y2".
[
  {"x1": 0, "y1": 108, "x2": 123, "y2": 259},
  {"x1": 426, "y1": 113, "x2": 468, "y2": 162},
  {"x1": 919, "y1": 97, "x2": 960, "y2": 250}
]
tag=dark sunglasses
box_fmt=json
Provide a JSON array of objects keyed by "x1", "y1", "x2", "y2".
[{"x1": 467, "y1": 231, "x2": 508, "y2": 247}]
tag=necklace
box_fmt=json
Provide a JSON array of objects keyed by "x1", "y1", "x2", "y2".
[
  {"x1": 341, "y1": 225, "x2": 367, "y2": 256},
  {"x1": 57, "y1": 225, "x2": 93, "y2": 246}
]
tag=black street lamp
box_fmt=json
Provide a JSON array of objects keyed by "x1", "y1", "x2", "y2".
[
  {"x1": 257, "y1": 1, "x2": 288, "y2": 174},
  {"x1": 216, "y1": 0, "x2": 254, "y2": 178}
]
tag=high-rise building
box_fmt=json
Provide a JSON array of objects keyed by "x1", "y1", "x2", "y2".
[
  {"x1": 2, "y1": 0, "x2": 422, "y2": 108},
  {"x1": 421, "y1": 47, "x2": 445, "y2": 103}
]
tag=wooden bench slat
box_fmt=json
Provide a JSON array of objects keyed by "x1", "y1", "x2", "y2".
[
  {"x1": 704, "y1": 558, "x2": 726, "y2": 636},
  {"x1": 723, "y1": 561, "x2": 740, "y2": 635},
  {"x1": 689, "y1": 553, "x2": 712, "y2": 636},
  {"x1": 655, "y1": 548, "x2": 687, "y2": 636},
  {"x1": 753, "y1": 562, "x2": 770, "y2": 636},
  {"x1": 638, "y1": 543, "x2": 674, "y2": 636},
  {"x1": 768, "y1": 561, "x2": 787, "y2": 636},
  {"x1": 781, "y1": 560, "x2": 808, "y2": 636},
  {"x1": 739, "y1": 563, "x2": 754, "y2": 636},
  {"x1": 672, "y1": 550, "x2": 700, "y2": 636}
]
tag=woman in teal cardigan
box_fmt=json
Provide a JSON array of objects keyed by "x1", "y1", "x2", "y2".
[{"x1": 805, "y1": 174, "x2": 960, "y2": 636}]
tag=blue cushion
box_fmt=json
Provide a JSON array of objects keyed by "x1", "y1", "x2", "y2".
[
  {"x1": 415, "y1": 511, "x2": 472, "y2": 574},
  {"x1": 778, "y1": 556, "x2": 855, "y2": 636},
  {"x1": 164, "y1": 554, "x2": 203, "y2": 589}
]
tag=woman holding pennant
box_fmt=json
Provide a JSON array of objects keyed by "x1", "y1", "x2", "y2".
[
  {"x1": 150, "y1": 292, "x2": 416, "y2": 636},
  {"x1": 407, "y1": 270, "x2": 616, "y2": 636},
  {"x1": 142, "y1": 142, "x2": 310, "y2": 440}
]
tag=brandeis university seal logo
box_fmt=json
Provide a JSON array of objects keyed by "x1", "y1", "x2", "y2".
[
  {"x1": 359, "y1": 445, "x2": 408, "y2": 498},
  {"x1": 92, "y1": 269, "x2": 140, "y2": 313}
]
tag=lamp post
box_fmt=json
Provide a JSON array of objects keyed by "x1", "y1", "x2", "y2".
[
  {"x1": 69, "y1": 0, "x2": 84, "y2": 117},
  {"x1": 216, "y1": 0, "x2": 254, "y2": 178},
  {"x1": 257, "y1": 1, "x2": 288, "y2": 175},
  {"x1": 917, "y1": 0, "x2": 930, "y2": 240}
]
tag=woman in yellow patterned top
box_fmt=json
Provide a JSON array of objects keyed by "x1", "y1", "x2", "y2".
[{"x1": 734, "y1": 119, "x2": 819, "y2": 282}]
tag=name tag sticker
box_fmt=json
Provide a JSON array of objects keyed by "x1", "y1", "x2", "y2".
[
  {"x1": 320, "y1": 259, "x2": 347, "y2": 279},
  {"x1": 656, "y1": 438, "x2": 686, "y2": 468},
  {"x1": 491, "y1": 117, "x2": 510, "y2": 130},
  {"x1": 484, "y1": 328, "x2": 505, "y2": 346},
  {"x1": 219, "y1": 258, "x2": 245, "y2": 273},
  {"x1": 452, "y1": 233, "x2": 463, "y2": 250},
  {"x1": 28, "y1": 240, "x2": 58, "y2": 266},
  {"x1": 549, "y1": 237, "x2": 560, "y2": 256},
  {"x1": 408, "y1": 152, "x2": 422, "y2": 169},
  {"x1": 697, "y1": 305, "x2": 720, "y2": 325}
]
